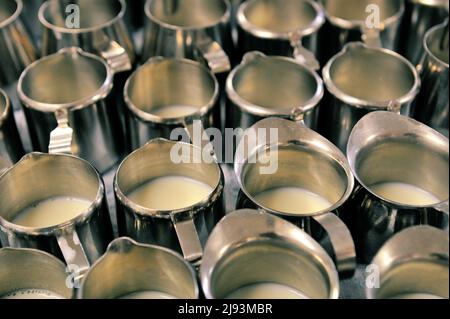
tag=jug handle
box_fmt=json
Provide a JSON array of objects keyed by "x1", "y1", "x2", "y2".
[
  {"x1": 313, "y1": 213, "x2": 356, "y2": 278},
  {"x1": 94, "y1": 31, "x2": 132, "y2": 73},
  {"x1": 361, "y1": 26, "x2": 382, "y2": 48},
  {"x1": 194, "y1": 33, "x2": 231, "y2": 74},
  {"x1": 49, "y1": 109, "x2": 77, "y2": 155},
  {"x1": 57, "y1": 231, "x2": 90, "y2": 288},
  {"x1": 171, "y1": 211, "x2": 203, "y2": 264},
  {"x1": 290, "y1": 31, "x2": 320, "y2": 71}
]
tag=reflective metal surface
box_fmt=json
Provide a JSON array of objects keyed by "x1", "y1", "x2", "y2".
[
  {"x1": 318, "y1": 0, "x2": 404, "y2": 64},
  {"x1": 0, "y1": 153, "x2": 114, "y2": 276},
  {"x1": 142, "y1": 0, "x2": 233, "y2": 74},
  {"x1": 367, "y1": 226, "x2": 449, "y2": 299},
  {"x1": 17, "y1": 47, "x2": 125, "y2": 173},
  {"x1": 79, "y1": 237, "x2": 198, "y2": 299},
  {"x1": 0, "y1": 0, "x2": 38, "y2": 86},
  {"x1": 124, "y1": 57, "x2": 220, "y2": 151},
  {"x1": 115, "y1": 139, "x2": 225, "y2": 264},
  {"x1": 0, "y1": 89, "x2": 24, "y2": 172},
  {"x1": 346, "y1": 112, "x2": 449, "y2": 263},
  {"x1": 0, "y1": 247, "x2": 73, "y2": 299},
  {"x1": 412, "y1": 20, "x2": 449, "y2": 137},
  {"x1": 397, "y1": 0, "x2": 449, "y2": 66},
  {"x1": 236, "y1": 0, "x2": 324, "y2": 63},
  {"x1": 226, "y1": 52, "x2": 323, "y2": 149},
  {"x1": 321, "y1": 42, "x2": 421, "y2": 152},
  {"x1": 39, "y1": 0, "x2": 135, "y2": 73},
  {"x1": 234, "y1": 118, "x2": 356, "y2": 277},
  {"x1": 200, "y1": 210, "x2": 340, "y2": 299}
]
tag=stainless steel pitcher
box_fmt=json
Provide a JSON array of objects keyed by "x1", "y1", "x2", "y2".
[
  {"x1": 0, "y1": 152, "x2": 114, "y2": 283},
  {"x1": 141, "y1": 0, "x2": 233, "y2": 74},
  {"x1": 0, "y1": 247, "x2": 73, "y2": 299},
  {"x1": 17, "y1": 47, "x2": 125, "y2": 173},
  {"x1": 226, "y1": 52, "x2": 323, "y2": 149},
  {"x1": 114, "y1": 138, "x2": 225, "y2": 264},
  {"x1": 236, "y1": 0, "x2": 325, "y2": 65},
  {"x1": 412, "y1": 20, "x2": 449, "y2": 137},
  {"x1": 0, "y1": 89, "x2": 24, "y2": 172},
  {"x1": 318, "y1": 0, "x2": 404, "y2": 64},
  {"x1": 321, "y1": 42, "x2": 421, "y2": 152},
  {"x1": 0, "y1": 0, "x2": 38, "y2": 86},
  {"x1": 367, "y1": 226, "x2": 448, "y2": 299},
  {"x1": 200, "y1": 210, "x2": 341, "y2": 299},
  {"x1": 39, "y1": 0, "x2": 135, "y2": 73},
  {"x1": 397, "y1": 0, "x2": 449, "y2": 66},
  {"x1": 345, "y1": 111, "x2": 449, "y2": 263},
  {"x1": 79, "y1": 237, "x2": 198, "y2": 299},
  {"x1": 234, "y1": 118, "x2": 356, "y2": 277},
  {"x1": 124, "y1": 57, "x2": 220, "y2": 151}
]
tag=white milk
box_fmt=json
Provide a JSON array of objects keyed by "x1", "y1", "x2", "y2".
[
  {"x1": 370, "y1": 182, "x2": 441, "y2": 206},
  {"x1": 119, "y1": 291, "x2": 177, "y2": 299},
  {"x1": 2, "y1": 289, "x2": 64, "y2": 299},
  {"x1": 13, "y1": 197, "x2": 92, "y2": 228},
  {"x1": 254, "y1": 187, "x2": 332, "y2": 215},
  {"x1": 151, "y1": 105, "x2": 199, "y2": 118},
  {"x1": 128, "y1": 176, "x2": 213, "y2": 211},
  {"x1": 226, "y1": 283, "x2": 309, "y2": 299},
  {"x1": 391, "y1": 293, "x2": 443, "y2": 299}
]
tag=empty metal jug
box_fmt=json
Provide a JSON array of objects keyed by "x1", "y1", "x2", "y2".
[
  {"x1": 142, "y1": 0, "x2": 233, "y2": 74},
  {"x1": 79, "y1": 237, "x2": 198, "y2": 299},
  {"x1": 236, "y1": 0, "x2": 324, "y2": 66},
  {"x1": 321, "y1": 42, "x2": 421, "y2": 152},
  {"x1": 17, "y1": 47, "x2": 125, "y2": 173},
  {"x1": 346, "y1": 111, "x2": 449, "y2": 263},
  {"x1": 39, "y1": 0, "x2": 135, "y2": 73}
]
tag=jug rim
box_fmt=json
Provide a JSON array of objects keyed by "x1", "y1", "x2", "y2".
[
  {"x1": 0, "y1": 0, "x2": 22, "y2": 29},
  {"x1": 144, "y1": 0, "x2": 231, "y2": 31},
  {"x1": 17, "y1": 47, "x2": 114, "y2": 113},
  {"x1": 0, "y1": 89, "x2": 11, "y2": 125},
  {"x1": 114, "y1": 138, "x2": 223, "y2": 218},
  {"x1": 237, "y1": 0, "x2": 325, "y2": 40},
  {"x1": 38, "y1": 0, "x2": 126, "y2": 34},
  {"x1": 320, "y1": 0, "x2": 404, "y2": 30},
  {"x1": 227, "y1": 53, "x2": 324, "y2": 117},
  {"x1": 408, "y1": 0, "x2": 450, "y2": 8},
  {"x1": 124, "y1": 57, "x2": 219, "y2": 124},
  {"x1": 322, "y1": 42, "x2": 421, "y2": 109},
  {"x1": 0, "y1": 152, "x2": 105, "y2": 236}
]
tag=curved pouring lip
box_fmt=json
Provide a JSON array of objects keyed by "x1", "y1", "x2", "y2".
[
  {"x1": 234, "y1": 117, "x2": 355, "y2": 219},
  {"x1": 17, "y1": 47, "x2": 114, "y2": 114},
  {"x1": 0, "y1": 0, "x2": 22, "y2": 29},
  {"x1": 0, "y1": 152, "x2": 105, "y2": 236}
]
